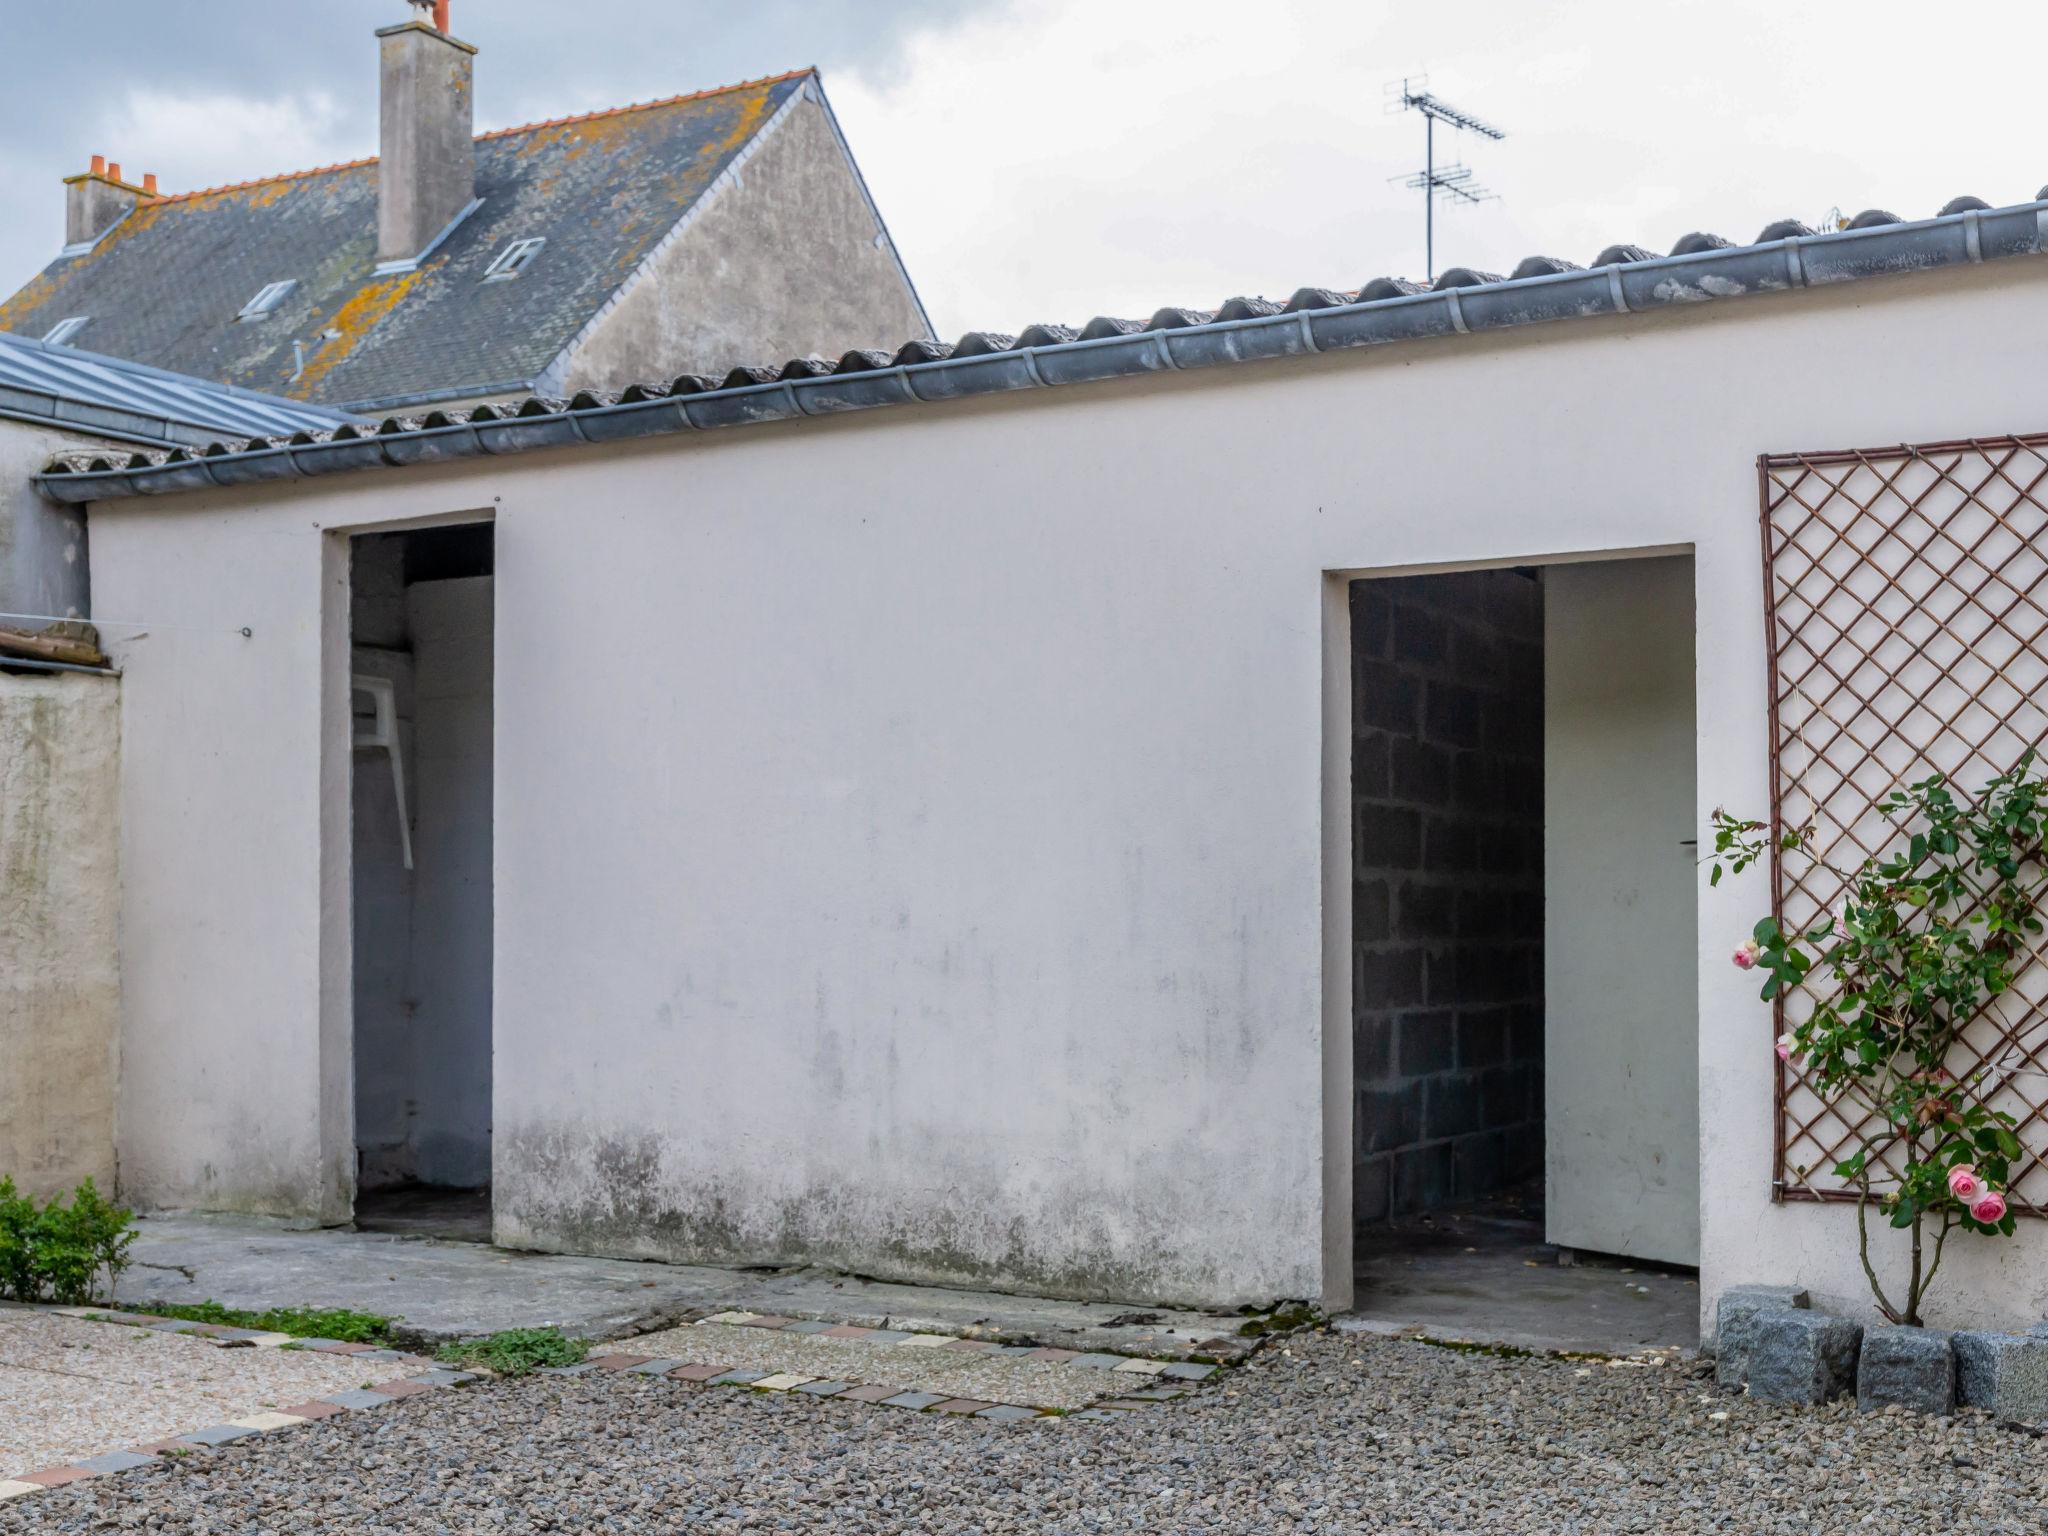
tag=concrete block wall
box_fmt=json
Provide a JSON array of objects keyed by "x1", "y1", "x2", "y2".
[{"x1": 1351, "y1": 570, "x2": 1544, "y2": 1227}]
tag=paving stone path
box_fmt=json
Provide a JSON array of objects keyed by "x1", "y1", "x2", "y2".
[{"x1": 9, "y1": 1329, "x2": 2048, "y2": 1533}]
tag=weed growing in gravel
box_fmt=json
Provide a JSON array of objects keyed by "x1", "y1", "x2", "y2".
[
  {"x1": 436, "y1": 1326, "x2": 588, "y2": 1376},
  {"x1": 127, "y1": 1300, "x2": 394, "y2": 1343},
  {"x1": 1237, "y1": 1302, "x2": 1323, "y2": 1337}
]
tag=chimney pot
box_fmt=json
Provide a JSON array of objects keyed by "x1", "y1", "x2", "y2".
[
  {"x1": 90, "y1": 154, "x2": 106, "y2": 176},
  {"x1": 107, "y1": 162, "x2": 122, "y2": 183},
  {"x1": 377, "y1": 6, "x2": 477, "y2": 264},
  {"x1": 143, "y1": 173, "x2": 159, "y2": 196}
]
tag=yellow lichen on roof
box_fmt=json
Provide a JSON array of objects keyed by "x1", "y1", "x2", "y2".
[
  {"x1": 0, "y1": 270, "x2": 64, "y2": 332},
  {"x1": 290, "y1": 269, "x2": 422, "y2": 395}
]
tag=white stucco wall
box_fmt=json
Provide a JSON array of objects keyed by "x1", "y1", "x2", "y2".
[
  {"x1": 84, "y1": 256, "x2": 2048, "y2": 1319},
  {"x1": 0, "y1": 670, "x2": 119, "y2": 1200}
]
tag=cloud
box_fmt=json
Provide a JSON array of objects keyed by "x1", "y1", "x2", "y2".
[
  {"x1": 828, "y1": 0, "x2": 2048, "y2": 337},
  {"x1": 94, "y1": 90, "x2": 358, "y2": 193}
]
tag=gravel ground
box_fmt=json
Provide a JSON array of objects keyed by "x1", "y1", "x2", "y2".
[
  {"x1": 0, "y1": 1312, "x2": 425, "y2": 1478},
  {"x1": 8, "y1": 1329, "x2": 2047, "y2": 1534},
  {"x1": 616, "y1": 1322, "x2": 1130, "y2": 1409}
]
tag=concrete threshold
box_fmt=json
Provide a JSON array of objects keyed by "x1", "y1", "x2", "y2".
[{"x1": 114, "y1": 1214, "x2": 1251, "y2": 1358}]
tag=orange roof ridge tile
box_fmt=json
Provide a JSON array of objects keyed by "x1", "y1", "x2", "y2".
[{"x1": 140, "y1": 66, "x2": 816, "y2": 207}]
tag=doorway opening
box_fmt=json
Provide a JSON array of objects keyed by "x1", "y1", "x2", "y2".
[
  {"x1": 1345, "y1": 555, "x2": 1700, "y2": 1353},
  {"x1": 350, "y1": 522, "x2": 494, "y2": 1244}
]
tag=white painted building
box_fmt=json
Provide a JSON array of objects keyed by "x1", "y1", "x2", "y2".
[{"x1": 39, "y1": 196, "x2": 2048, "y2": 1329}]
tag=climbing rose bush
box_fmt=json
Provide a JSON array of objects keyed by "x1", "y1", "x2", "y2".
[{"x1": 1710, "y1": 753, "x2": 2046, "y2": 1326}]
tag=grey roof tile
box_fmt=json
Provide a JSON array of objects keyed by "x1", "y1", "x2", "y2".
[
  {"x1": 0, "y1": 71, "x2": 814, "y2": 412},
  {"x1": 40, "y1": 190, "x2": 2048, "y2": 504}
]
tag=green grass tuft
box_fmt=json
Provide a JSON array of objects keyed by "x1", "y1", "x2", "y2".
[
  {"x1": 435, "y1": 1326, "x2": 587, "y2": 1377},
  {"x1": 127, "y1": 1300, "x2": 393, "y2": 1343}
]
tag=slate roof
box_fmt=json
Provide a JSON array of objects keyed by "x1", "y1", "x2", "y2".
[
  {"x1": 38, "y1": 190, "x2": 2048, "y2": 504},
  {"x1": 0, "y1": 70, "x2": 816, "y2": 412},
  {"x1": 0, "y1": 328, "x2": 358, "y2": 448}
]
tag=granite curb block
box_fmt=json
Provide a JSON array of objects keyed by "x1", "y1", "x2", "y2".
[
  {"x1": 1715, "y1": 1285, "x2": 2048, "y2": 1421},
  {"x1": 1713, "y1": 1284, "x2": 1811, "y2": 1392},
  {"x1": 1857, "y1": 1327, "x2": 1956, "y2": 1416},
  {"x1": 0, "y1": 1364, "x2": 471, "y2": 1507}
]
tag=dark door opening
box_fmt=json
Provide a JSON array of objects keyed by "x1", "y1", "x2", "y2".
[
  {"x1": 1344, "y1": 559, "x2": 1701, "y2": 1355},
  {"x1": 350, "y1": 523, "x2": 494, "y2": 1244}
]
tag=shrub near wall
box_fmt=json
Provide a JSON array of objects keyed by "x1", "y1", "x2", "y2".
[{"x1": 0, "y1": 1177, "x2": 136, "y2": 1305}]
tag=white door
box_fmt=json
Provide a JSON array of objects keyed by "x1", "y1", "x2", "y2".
[{"x1": 1543, "y1": 555, "x2": 1701, "y2": 1266}]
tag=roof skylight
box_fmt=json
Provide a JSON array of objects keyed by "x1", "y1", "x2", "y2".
[
  {"x1": 43, "y1": 316, "x2": 91, "y2": 346},
  {"x1": 238, "y1": 280, "x2": 298, "y2": 321},
  {"x1": 483, "y1": 237, "x2": 546, "y2": 283}
]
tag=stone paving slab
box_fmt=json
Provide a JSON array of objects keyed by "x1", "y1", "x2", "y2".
[
  {"x1": 109, "y1": 1213, "x2": 1249, "y2": 1356},
  {"x1": 628, "y1": 1321, "x2": 1128, "y2": 1411}
]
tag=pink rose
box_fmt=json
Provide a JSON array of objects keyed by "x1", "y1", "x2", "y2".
[
  {"x1": 1775, "y1": 1033, "x2": 1797, "y2": 1062},
  {"x1": 1733, "y1": 940, "x2": 1760, "y2": 970},
  {"x1": 1948, "y1": 1164, "x2": 1982, "y2": 1201},
  {"x1": 1970, "y1": 1190, "x2": 2008, "y2": 1224}
]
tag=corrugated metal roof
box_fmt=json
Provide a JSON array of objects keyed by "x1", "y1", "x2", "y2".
[
  {"x1": 0, "y1": 329, "x2": 359, "y2": 447},
  {"x1": 0, "y1": 71, "x2": 851, "y2": 413},
  {"x1": 37, "y1": 192, "x2": 2048, "y2": 503}
]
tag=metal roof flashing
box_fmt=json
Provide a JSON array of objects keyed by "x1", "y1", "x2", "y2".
[{"x1": 37, "y1": 198, "x2": 2048, "y2": 505}]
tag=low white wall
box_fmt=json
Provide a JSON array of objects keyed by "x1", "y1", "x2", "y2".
[
  {"x1": 86, "y1": 255, "x2": 2048, "y2": 1318},
  {"x1": 0, "y1": 670, "x2": 119, "y2": 1200}
]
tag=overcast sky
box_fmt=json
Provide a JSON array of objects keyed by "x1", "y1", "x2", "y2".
[{"x1": 7, "y1": 1, "x2": 2045, "y2": 339}]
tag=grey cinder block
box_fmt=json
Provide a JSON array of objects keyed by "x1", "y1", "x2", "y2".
[
  {"x1": 1747, "y1": 1310, "x2": 1862, "y2": 1405},
  {"x1": 1953, "y1": 1331, "x2": 2048, "y2": 1423},
  {"x1": 1714, "y1": 1284, "x2": 1811, "y2": 1390},
  {"x1": 1856, "y1": 1326, "x2": 1955, "y2": 1416}
]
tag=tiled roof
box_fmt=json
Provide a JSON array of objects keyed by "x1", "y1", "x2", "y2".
[
  {"x1": 0, "y1": 329, "x2": 358, "y2": 448},
  {"x1": 38, "y1": 192, "x2": 2048, "y2": 504},
  {"x1": 0, "y1": 71, "x2": 816, "y2": 412}
]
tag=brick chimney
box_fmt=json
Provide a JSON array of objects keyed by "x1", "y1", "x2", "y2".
[
  {"x1": 62, "y1": 156, "x2": 153, "y2": 249},
  {"x1": 376, "y1": 1, "x2": 477, "y2": 265}
]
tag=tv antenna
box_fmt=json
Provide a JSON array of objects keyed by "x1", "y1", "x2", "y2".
[{"x1": 1387, "y1": 77, "x2": 1506, "y2": 281}]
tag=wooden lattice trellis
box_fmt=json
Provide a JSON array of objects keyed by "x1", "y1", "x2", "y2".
[{"x1": 1761, "y1": 434, "x2": 2048, "y2": 1213}]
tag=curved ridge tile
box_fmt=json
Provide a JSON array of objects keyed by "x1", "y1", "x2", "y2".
[
  {"x1": 1358, "y1": 277, "x2": 1429, "y2": 300},
  {"x1": 1591, "y1": 244, "x2": 1656, "y2": 267},
  {"x1": 667, "y1": 373, "x2": 717, "y2": 396},
  {"x1": 833, "y1": 349, "x2": 895, "y2": 374},
  {"x1": 1939, "y1": 195, "x2": 1991, "y2": 216},
  {"x1": 1844, "y1": 209, "x2": 1901, "y2": 230},
  {"x1": 892, "y1": 339, "x2": 952, "y2": 366},
  {"x1": 1669, "y1": 231, "x2": 1733, "y2": 256},
  {"x1": 952, "y1": 331, "x2": 1019, "y2": 358},
  {"x1": 1145, "y1": 307, "x2": 1216, "y2": 330},
  {"x1": 778, "y1": 356, "x2": 835, "y2": 380},
  {"x1": 1431, "y1": 267, "x2": 1501, "y2": 290},
  {"x1": 1509, "y1": 256, "x2": 1580, "y2": 280},
  {"x1": 515, "y1": 397, "x2": 569, "y2": 417},
  {"x1": 1756, "y1": 219, "x2": 1815, "y2": 243},
  {"x1": 1281, "y1": 288, "x2": 1349, "y2": 313},
  {"x1": 1077, "y1": 316, "x2": 1145, "y2": 339},
  {"x1": 1216, "y1": 296, "x2": 1284, "y2": 320},
  {"x1": 618, "y1": 382, "x2": 671, "y2": 403},
  {"x1": 1016, "y1": 324, "x2": 1078, "y2": 348},
  {"x1": 567, "y1": 391, "x2": 616, "y2": 411},
  {"x1": 720, "y1": 364, "x2": 782, "y2": 389}
]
